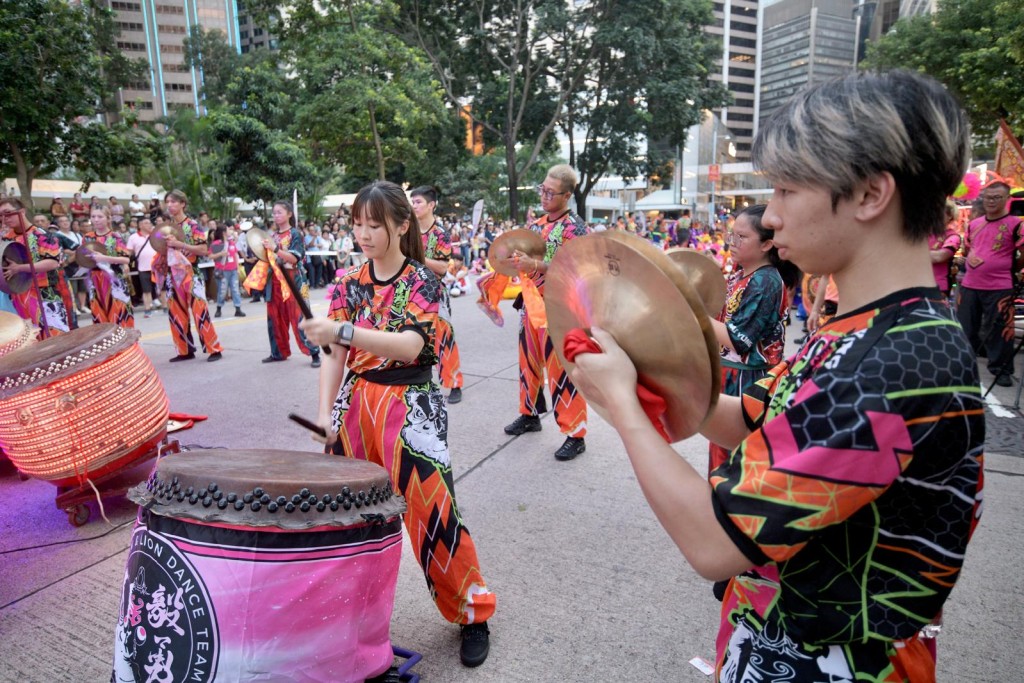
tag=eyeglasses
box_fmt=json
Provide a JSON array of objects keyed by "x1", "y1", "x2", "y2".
[
  {"x1": 0, "y1": 210, "x2": 20, "y2": 219},
  {"x1": 535, "y1": 185, "x2": 569, "y2": 200},
  {"x1": 725, "y1": 231, "x2": 751, "y2": 245},
  {"x1": 982, "y1": 195, "x2": 1008, "y2": 202}
]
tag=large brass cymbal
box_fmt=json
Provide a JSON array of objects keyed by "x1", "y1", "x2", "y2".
[
  {"x1": 489, "y1": 228, "x2": 545, "y2": 277},
  {"x1": 246, "y1": 228, "x2": 272, "y2": 263},
  {"x1": 75, "y1": 241, "x2": 107, "y2": 269},
  {"x1": 666, "y1": 248, "x2": 727, "y2": 317},
  {"x1": 545, "y1": 231, "x2": 720, "y2": 442},
  {"x1": 149, "y1": 225, "x2": 185, "y2": 256},
  {"x1": 0, "y1": 239, "x2": 33, "y2": 295}
]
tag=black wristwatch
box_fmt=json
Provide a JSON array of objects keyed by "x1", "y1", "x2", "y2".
[{"x1": 335, "y1": 321, "x2": 355, "y2": 346}]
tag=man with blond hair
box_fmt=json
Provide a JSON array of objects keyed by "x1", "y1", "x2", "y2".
[{"x1": 504, "y1": 164, "x2": 590, "y2": 460}]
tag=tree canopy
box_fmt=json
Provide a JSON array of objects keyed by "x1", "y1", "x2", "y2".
[{"x1": 863, "y1": 0, "x2": 1024, "y2": 140}]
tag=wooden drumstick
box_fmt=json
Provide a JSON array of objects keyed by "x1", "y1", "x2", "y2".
[{"x1": 279, "y1": 265, "x2": 332, "y2": 356}]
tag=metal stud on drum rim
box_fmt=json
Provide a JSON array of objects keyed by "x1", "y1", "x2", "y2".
[{"x1": 545, "y1": 231, "x2": 720, "y2": 441}]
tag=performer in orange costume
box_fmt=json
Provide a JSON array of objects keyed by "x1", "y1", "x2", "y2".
[
  {"x1": 301, "y1": 181, "x2": 495, "y2": 669},
  {"x1": 410, "y1": 186, "x2": 464, "y2": 403},
  {"x1": 152, "y1": 189, "x2": 223, "y2": 362},
  {"x1": 503, "y1": 164, "x2": 590, "y2": 461},
  {"x1": 83, "y1": 206, "x2": 134, "y2": 328}
]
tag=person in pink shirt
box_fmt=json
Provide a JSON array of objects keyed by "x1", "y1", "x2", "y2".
[
  {"x1": 929, "y1": 200, "x2": 962, "y2": 297},
  {"x1": 957, "y1": 180, "x2": 1024, "y2": 386},
  {"x1": 210, "y1": 223, "x2": 246, "y2": 318}
]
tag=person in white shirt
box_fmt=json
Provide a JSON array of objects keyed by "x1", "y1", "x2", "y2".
[
  {"x1": 126, "y1": 217, "x2": 164, "y2": 317},
  {"x1": 128, "y1": 194, "x2": 146, "y2": 221}
]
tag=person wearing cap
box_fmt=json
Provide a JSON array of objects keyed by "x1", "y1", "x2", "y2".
[{"x1": 153, "y1": 189, "x2": 223, "y2": 362}]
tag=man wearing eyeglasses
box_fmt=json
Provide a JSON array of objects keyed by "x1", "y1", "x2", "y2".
[
  {"x1": 0, "y1": 198, "x2": 70, "y2": 338},
  {"x1": 957, "y1": 180, "x2": 1024, "y2": 387},
  {"x1": 503, "y1": 164, "x2": 591, "y2": 460}
]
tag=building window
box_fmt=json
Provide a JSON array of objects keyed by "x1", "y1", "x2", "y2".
[
  {"x1": 159, "y1": 24, "x2": 187, "y2": 34},
  {"x1": 730, "y1": 37, "x2": 757, "y2": 49},
  {"x1": 116, "y1": 41, "x2": 147, "y2": 51},
  {"x1": 160, "y1": 44, "x2": 184, "y2": 53},
  {"x1": 125, "y1": 80, "x2": 150, "y2": 90},
  {"x1": 165, "y1": 83, "x2": 193, "y2": 92},
  {"x1": 111, "y1": 1, "x2": 141, "y2": 11},
  {"x1": 253, "y1": 28, "x2": 264, "y2": 36},
  {"x1": 240, "y1": 29, "x2": 249, "y2": 39},
  {"x1": 117, "y1": 21, "x2": 144, "y2": 31},
  {"x1": 162, "y1": 62, "x2": 191, "y2": 72},
  {"x1": 155, "y1": 4, "x2": 184, "y2": 14}
]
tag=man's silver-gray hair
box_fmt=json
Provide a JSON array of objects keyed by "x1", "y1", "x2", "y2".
[{"x1": 753, "y1": 70, "x2": 970, "y2": 241}]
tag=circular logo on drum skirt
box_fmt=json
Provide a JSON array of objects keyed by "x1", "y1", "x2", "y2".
[{"x1": 112, "y1": 524, "x2": 218, "y2": 683}]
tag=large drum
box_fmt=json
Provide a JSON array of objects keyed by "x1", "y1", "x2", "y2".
[
  {"x1": 0, "y1": 323, "x2": 168, "y2": 485},
  {"x1": 115, "y1": 449, "x2": 407, "y2": 683}
]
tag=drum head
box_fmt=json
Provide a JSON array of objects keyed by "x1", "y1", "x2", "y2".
[
  {"x1": 0, "y1": 239, "x2": 33, "y2": 295},
  {"x1": 0, "y1": 323, "x2": 137, "y2": 398},
  {"x1": 545, "y1": 232, "x2": 720, "y2": 441},
  {"x1": 130, "y1": 449, "x2": 407, "y2": 529}
]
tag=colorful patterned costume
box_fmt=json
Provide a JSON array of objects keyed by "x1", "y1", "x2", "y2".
[
  {"x1": 0, "y1": 226, "x2": 69, "y2": 338},
  {"x1": 517, "y1": 211, "x2": 590, "y2": 436},
  {"x1": 708, "y1": 266, "x2": 786, "y2": 471},
  {"x1": 928, "y1": 226, "x2": 962, "y2": 295},
  {"x1": 243, "y1": 227, "x2": 318, "y2": 361},
  {"x1": 152, "y1": 218, "x2": 223, "y2": 356},
  {"x1": 422, "y1": 221, "x2": 463, "y2": 390},
  {"x1": 328, "y1": 258, "x2": 495, "y2": 626},
  {"x1": 83, "y1": 231, "x2": 134, "y2": 329},
  {"x1": 711, "y1": 288, "x2": 984, "y2": 682}
]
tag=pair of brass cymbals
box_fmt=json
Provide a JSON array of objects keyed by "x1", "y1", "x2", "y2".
[
  {"x1": 149, "y1": 225, "x2": 185, "y2": 256},
  {"x1": 0, "y1": 240, "x2": 33, "y2": 295},
  {"x1": 489, "y1": 229, "x2": 545, "y2": 277},
  {"x1": 544, "y1": 232, "x2": 723, "y2": 442}
]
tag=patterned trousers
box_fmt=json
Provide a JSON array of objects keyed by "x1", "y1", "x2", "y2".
[
  {"x1": 335, "y1": 378, "x2": 496, "y2": 625},
  {"x1": 435, "y1": 317, "x2": 463, "y2": 389},
  {"x1": 166, "y1": 276, "x2": 222, "y2": 355},
  {"x1": 518, "y1": 307, "x2": 587, "y2": 437},
  {"x1": 266, "y1": 278, "x2": 316, "y2": 359}
]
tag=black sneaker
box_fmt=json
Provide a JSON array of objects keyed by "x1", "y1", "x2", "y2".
[
  {"x1": 169, "y1": 353, "x2": 195, "y2": 363},
  {"x1": 995, "y1": 374, "x2": 1013, "y2": 387},
  {"x1": 262, "y1": 355, "x2": 285, "y2": 363},
  {"x1": 214, "y1": 307, "x2": 222, "y2": 318},
  {"x1": 207, "y1": 352, "x2": 222, "y2": 362},
  {"x1": 460, "y1": 622, "x2": 490, "y2": 667},
  {"x1": 448, "y1": 387, "x2": 463, "y2": 404},
  {"x1": 234, "y1": 308, "x2": 246, "y2": 317},
  {"x1": 504, "y1": 414, "x2": 541, "y2": 435},
  {"x1": 311, "y1": 356, "x2": 321, "y2": 369},
  {"x1": 554, "y1": 436, "x2": 585, "y2": 461}
]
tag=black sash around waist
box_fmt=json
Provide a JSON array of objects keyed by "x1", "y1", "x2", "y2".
[{"x1": 355, "y1": 365, "x2": 433, "y2": 386}]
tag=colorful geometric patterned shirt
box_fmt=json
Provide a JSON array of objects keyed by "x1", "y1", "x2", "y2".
[
  {"x1": 717, "y1": 265, "x2": 786, "y2": 370},
  {"x1": 711, "y1": 287, "x2": 985, "y2": 681},
  {"x1": 421, "y1": 220, "x2": 452, "y2": 261},
  {"x1": 2, "y1": 226, "x2": 61, "y2": 290},
  {"x1": 527, "y1": 209, "x2": 589, "y2": 291},
  {"x1": 327, "y1": 258, "x2": 441, "y2": 375}
]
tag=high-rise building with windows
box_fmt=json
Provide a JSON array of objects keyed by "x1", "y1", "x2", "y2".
[
  {"x1": 756, "y1": 0, "x2": 858, "y2": 124},
  {"x1": 705, "y1": 0, "x2": 760, "y2": 160},
  {"x1": 105, "y1": 0, "x2": 241, "y2": 121}
]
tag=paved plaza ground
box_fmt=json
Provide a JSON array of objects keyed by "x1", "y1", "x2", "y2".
[{"x1": 1, "y1": 285, "x2": 1022, "y2": 681}]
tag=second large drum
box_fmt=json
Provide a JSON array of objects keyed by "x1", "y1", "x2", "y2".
[{"x1": 114, "y1": 449, "x2": 407, "y2": 683}]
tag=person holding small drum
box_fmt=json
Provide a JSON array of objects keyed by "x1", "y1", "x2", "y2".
[
  {"x1": 301, "y1": 181, "x2": 496, "y2": 668},
  {"x1": 0, "y1": 197, "x2": 69, "y2": 337}
]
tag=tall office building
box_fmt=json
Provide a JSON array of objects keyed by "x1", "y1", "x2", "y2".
[
  {"x1": 106, "y1": 0, "x2": 241, "y2": 121},
  {"x1": 757, "y1": 0, "x2": 858, "y2": 124},
  {"x1": 705, "y1": 0, "x2": 760, "y2": 160}
]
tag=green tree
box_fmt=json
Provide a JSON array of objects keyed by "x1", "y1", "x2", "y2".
[
  {"x1": 863, "y1": 0, "x2": 1024, "y2": 140},
  {"x1": 282, "y1": 0, "x2": 455, "y2": 182},
  {"x1": 183, "y1": 25, "x2": 244, "y2": 107},
  {"x1": 400, "y1": 0, "x2": 601, "y2": 220},
  {"x1": 560, "y1": 0, "x2": 729, "y2": 217},
  {"x1": 0, "y1": 0, "x2": 157, "y2": 207}
]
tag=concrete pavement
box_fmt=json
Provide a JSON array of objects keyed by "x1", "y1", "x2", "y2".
[{"x1": 0, "y1": 284, "x2": 1022, "y2": 682}]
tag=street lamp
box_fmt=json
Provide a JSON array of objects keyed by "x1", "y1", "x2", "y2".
[{"x1": 709, "y1": 115, "x2": 732, "y2": 225}]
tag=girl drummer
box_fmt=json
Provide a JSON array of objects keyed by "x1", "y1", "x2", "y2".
[
  {"x1": 83, "y1": 205, "x2": 134, "y2": 328},
  {"x1": 300, "y1": 181, "x2": 495, "y2": 668},
  {"x1": 706, "y1": 204, "x2": 797, "y2": 472}
]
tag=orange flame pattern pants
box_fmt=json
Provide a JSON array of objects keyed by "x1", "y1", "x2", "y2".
[
  {"x1": 167, "y1": 277, "x2": 223, "y2": 356},
  {"x1": 518, "y1": 307, "x2": 587, "y2": 437},
  {"x1": 336, "y1": 378, "x2": 496, "y2": 625},
  {"x1": 435, "y1": 317, "x2": 463, "y2": 389}
]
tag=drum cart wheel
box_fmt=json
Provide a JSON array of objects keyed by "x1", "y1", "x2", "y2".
[{"x1": 66, "y1": 504, "x2": 90, "y2": 527}]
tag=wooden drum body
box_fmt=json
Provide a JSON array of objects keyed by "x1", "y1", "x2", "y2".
[
  {"x1": 0, "y1": 324, "x2": 168, "y2": 486},
  {"x1": 115, "y1": 449, "x2": 407, "y2": 683}
]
